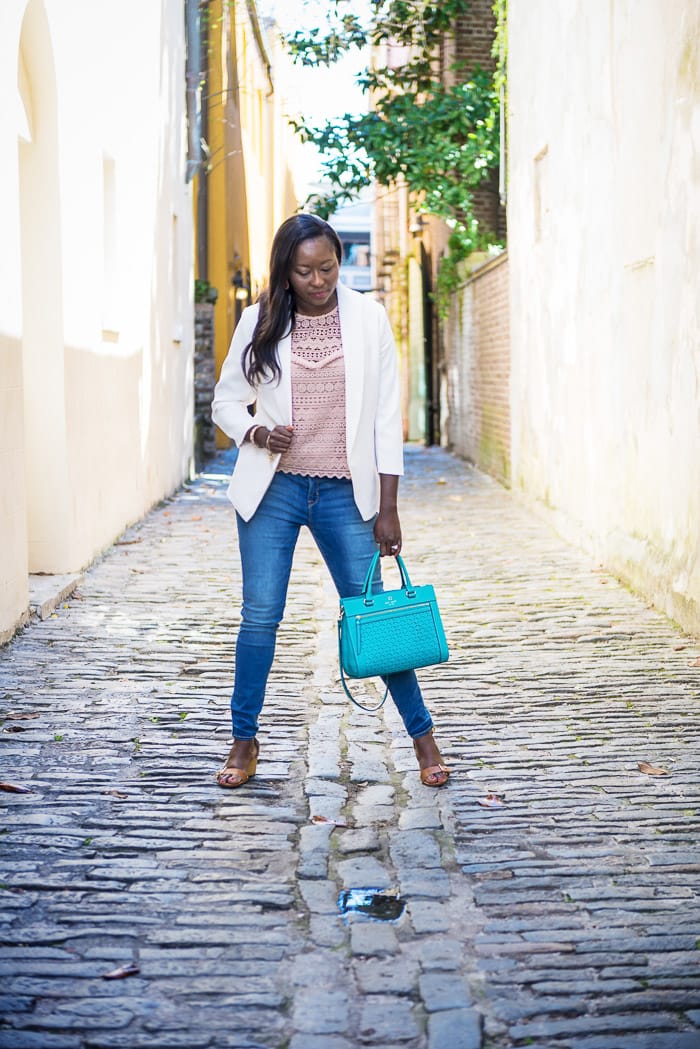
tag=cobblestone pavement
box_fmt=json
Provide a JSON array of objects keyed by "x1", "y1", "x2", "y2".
[{"x1": 1, "y1": 445, "x2": 700, "y2": 1049}]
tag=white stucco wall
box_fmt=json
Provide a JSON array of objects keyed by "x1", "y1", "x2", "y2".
[
  {"x1": 508, "y1": 0, "x2": 700, "y2": 633},
  {"x1": 0, "y1": 0, "x2": 193, "y2": 641}
]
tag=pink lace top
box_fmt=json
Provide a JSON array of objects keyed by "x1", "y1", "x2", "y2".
[{"x1": 278, "y1": 305, "x2": 351, "y2": 478}]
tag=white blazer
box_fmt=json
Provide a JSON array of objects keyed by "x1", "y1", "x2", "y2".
[{"x1": 212, "y1": 281, "x2": 404, "y2": 522}]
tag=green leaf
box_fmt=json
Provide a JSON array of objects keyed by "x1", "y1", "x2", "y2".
[{"x1": 283, "y1": 2, "x2": 504, "y2": 315}]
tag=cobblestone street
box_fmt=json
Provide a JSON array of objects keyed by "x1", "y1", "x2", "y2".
[{"x1": 1, "y1": 445, "x2": 700, "y2": 1049}]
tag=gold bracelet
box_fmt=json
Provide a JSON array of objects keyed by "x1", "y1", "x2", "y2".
[{"x1": 248, "y1": 425, "x2": 261, "y2": 447}]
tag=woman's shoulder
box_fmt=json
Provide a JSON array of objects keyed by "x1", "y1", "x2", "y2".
[{"x1": 236, "y1": 301, "x2": 261, "y2": 333}]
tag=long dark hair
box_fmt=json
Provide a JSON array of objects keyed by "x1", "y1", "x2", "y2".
[{"x1": 242, "y1": 213, "x2": 342, "y2": 384}]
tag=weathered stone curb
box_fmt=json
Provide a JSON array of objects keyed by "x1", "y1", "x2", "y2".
[{"x1": 27, "y1": 573, "x2": 83, "y2": 621}]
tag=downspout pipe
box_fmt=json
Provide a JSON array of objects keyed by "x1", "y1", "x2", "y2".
[
  {"x1": 184, "y1": 0, "x2": 208, "y2": 279},
  {"x1": 185, "y1": 0, "x2": 202, "y2": 183},
  {"x1": 498, "y1": 8, "x2": 506, "y2": 205},
  {"x1": 197, "y1": 7, "x2": 209, "y2": 280}
]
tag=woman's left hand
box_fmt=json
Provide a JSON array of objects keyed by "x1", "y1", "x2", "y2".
[{"x1": 375, "y1": 507, "x2": 402, "y2": 558}]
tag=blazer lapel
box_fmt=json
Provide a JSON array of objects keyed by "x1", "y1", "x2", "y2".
[
  {"x1": 261, "y1": 327, "x2": 293, "y2": 424},
  {"x1": 338, "y1": 283, "x2": 365, "y2": 453}
]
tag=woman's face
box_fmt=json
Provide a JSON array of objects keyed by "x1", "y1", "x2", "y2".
[{"x1": 288, "y1": 236, "x2": 340, "y2": 315}]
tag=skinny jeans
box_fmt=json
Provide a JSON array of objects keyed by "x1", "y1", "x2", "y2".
[{"x1": 231, "y1": 472, "x2": 434, "y2": 741}]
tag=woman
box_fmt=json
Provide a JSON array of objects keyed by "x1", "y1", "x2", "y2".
[{"x1": 212, "y1": 214, "x2": 449, "y2": 789}]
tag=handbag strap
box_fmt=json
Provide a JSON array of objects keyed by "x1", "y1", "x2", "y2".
[
  {"x1": 337, "y1": 618, "x2": 389, "y2": 712},
  {"x1": 361, "y1": 550, "x2": 414, "y2": 602}
]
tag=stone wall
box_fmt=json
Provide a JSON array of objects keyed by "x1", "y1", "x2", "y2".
[{"x1": 194, "y1": 304, "x2": 217, "y2": 469}]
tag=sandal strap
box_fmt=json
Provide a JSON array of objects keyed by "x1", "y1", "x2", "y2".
[
  {"x1": 420, "y1": 763, "x2": 450, "y2": 784},
  {"x1": 216, "y1": 766, "x2": 249, "y2": 783}
]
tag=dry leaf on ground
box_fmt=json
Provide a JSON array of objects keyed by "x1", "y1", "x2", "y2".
[
  {"x1": 477, "y1": 792, "x2": 507, "y2": 808},
  {"x1": 0, "y1": 782, "x2": 33, "y2": 793},
  {"x1": 311, "y1": 815, "x2": 347, "y2": 827},
  {"x1": 101, "y1": 962, "x2": 140, "y2": 980},
  {"x1": 638, "y1": 761, "x2": 669, "y2": 776}
]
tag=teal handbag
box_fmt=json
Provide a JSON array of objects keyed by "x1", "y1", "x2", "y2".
[{"x1": 337, "y1": 550, "x2": 449, "y2": 711}]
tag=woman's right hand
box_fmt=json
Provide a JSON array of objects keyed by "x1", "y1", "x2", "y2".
[{"x1": 256, "y1": 425, "x2": 293, "y2": 454}]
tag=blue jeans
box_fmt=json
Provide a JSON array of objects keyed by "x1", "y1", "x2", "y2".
[{"x1": 231, "y1": 472, "x2": 434, "y2": 741}]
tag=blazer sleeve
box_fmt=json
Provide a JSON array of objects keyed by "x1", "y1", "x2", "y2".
[
  {"x1": 373, "y1": 304, "x2": 404, "y2": 476},
  {"x1": 211, "y1": 305, "x2": 259, "y2": 446}
]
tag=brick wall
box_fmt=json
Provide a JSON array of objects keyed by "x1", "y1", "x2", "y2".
[
  {"x1": 441, "y1": 2, "x2": 506, "y2": 240},
  {"x1": 445, "y1": 252, "x2": 510, "y2": 484},
  {"x1": 451, "y1": 2, "x2": 498, "y2": 75}
]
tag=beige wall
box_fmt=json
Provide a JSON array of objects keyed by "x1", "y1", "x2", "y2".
[
  {"x1": 507, "y1": 0, "x2": 700, "y2": 634},
  {"x1": 1, "y1": 0, "x2": 193, "y2": 641},
  {"x1": 0, "y1": 334, "x2": 29, "y2": 638}
]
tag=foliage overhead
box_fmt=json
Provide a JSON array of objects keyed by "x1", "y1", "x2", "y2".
[{"x1": 283, "y1": 0, "x2": 505, "y2": 310}]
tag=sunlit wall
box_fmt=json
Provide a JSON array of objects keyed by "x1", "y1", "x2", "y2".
[
  {"x1": 0, "y1": 0, "x2": 194, "y2": 641},
  {"x1": 508, "y1": 0, "x2": 700, "y2": 632}
]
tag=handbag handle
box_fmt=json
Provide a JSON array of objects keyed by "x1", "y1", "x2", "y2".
[{"x1": 360, "y1": 550, "x2": 415, "y2": 604}]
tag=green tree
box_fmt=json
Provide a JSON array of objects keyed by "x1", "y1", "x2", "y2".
[{"x1": 284, "y1": 0, "x2": 505, "y2": 312}]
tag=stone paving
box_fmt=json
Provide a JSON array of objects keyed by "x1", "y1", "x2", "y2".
[{"x1": 1, "y1": 444, "x2": 700, "y2": 1049}]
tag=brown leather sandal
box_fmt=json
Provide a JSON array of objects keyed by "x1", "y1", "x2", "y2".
[
  {"x1": 413, "y1": 730, "x2": 450, "y2": 788},
  {"x1": 216, "y1": 738, "x2": 259, "y2": 789}
]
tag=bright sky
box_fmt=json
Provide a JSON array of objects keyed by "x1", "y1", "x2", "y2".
[{"x1": 258, "y1": 0, "x2": 370, "y2": 193}]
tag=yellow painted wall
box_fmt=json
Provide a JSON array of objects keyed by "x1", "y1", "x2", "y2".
[
  {"x1": 373, "y1": 179, "x2": 428, "y2": 441},
  {"x1": 199, "y1": 1, "x2": 300, "y2": 451},
  {"x1": 205, "y1": 0, "x2": 249, "y2": 404}
]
